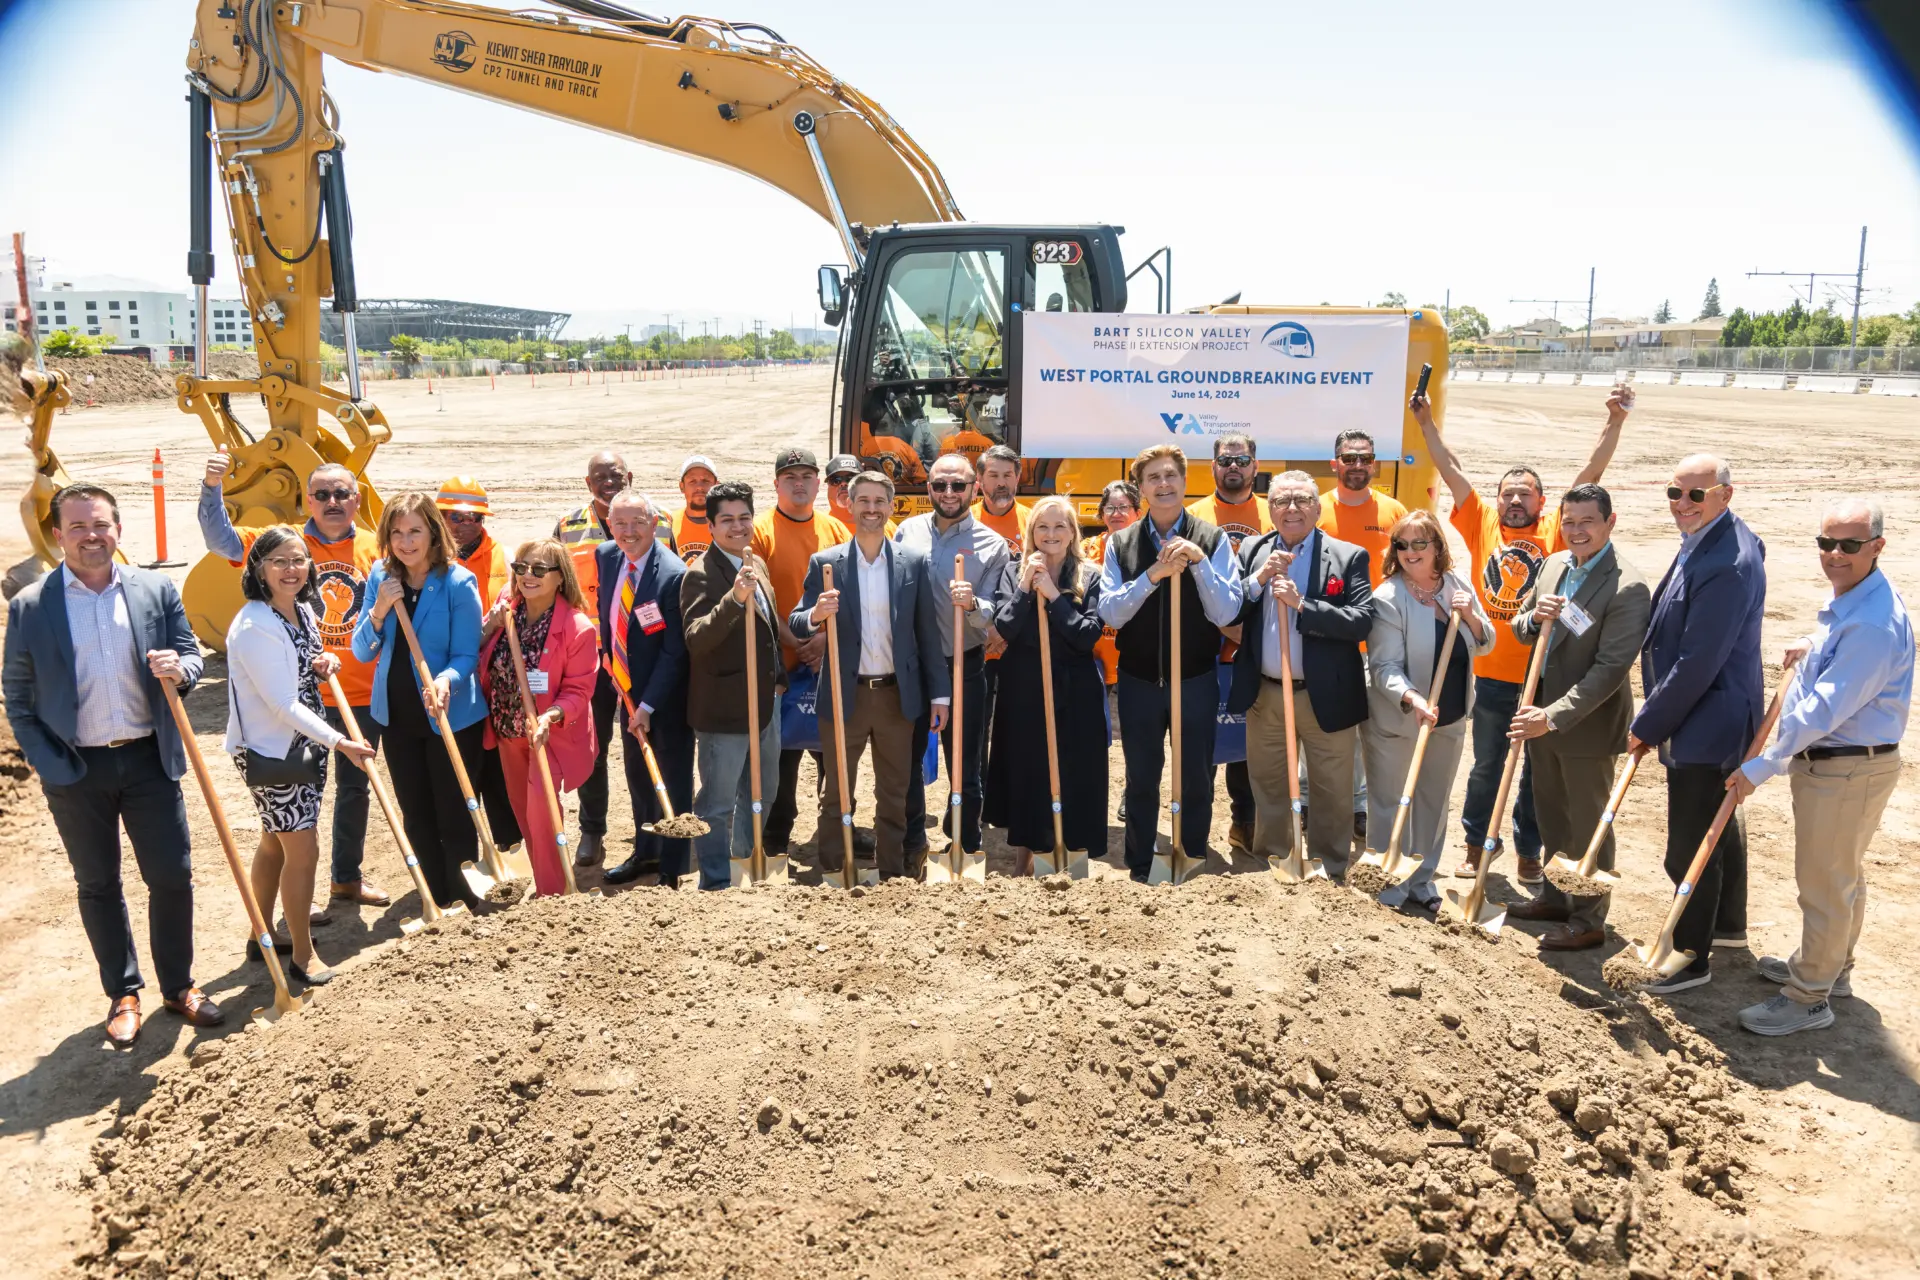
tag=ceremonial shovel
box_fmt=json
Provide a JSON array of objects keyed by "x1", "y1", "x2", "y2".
[
  {"x1": 817, "y1": 563, "x2": 876, "y2": 889},
  {"x1": 1029, "y1": 562, "x2": 1088, "y2": 880},
  {"x1": 602, "y1": 656, "x2": 710, "y2": 886},
  {"x1": 160, "y1": 679, "x2": 308, "y2": 1025},
  {"x1": 730, "y1": 570, "x2": 788, "y2": 887},
  {"x1": 1149, "y1": 563, "x2": 1204, "y2": 886},
  {"x1": 927, "y1": 555, "x2": 986, "y2": 885},
  {"x1": 1606, "y1": 661, "x2": 1797, "y2": 990},
  {"x1": 393, "y1": 600, "x2": 529, "y2": 899},
  {"x1": 1542, "y1": 750, "x2": 1642, "y2": 899},
  {"x1": 1441, "y1": 618, "x2": 1555, "y2": 935},
  {"x1": 1268, "y1": 598, "x2": 1327, "y2": 885},
  {"x1": 503, "y1": 604, "x2": 586, "y2": 896},
  {"x1": 327, "y1": 674, "x2": 463, "y2": 934},
  {"x1": 1351, "y1": 607, "x2": 1463, "y2": 898}
]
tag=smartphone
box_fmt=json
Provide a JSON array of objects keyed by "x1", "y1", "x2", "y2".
[{"x1": 1414, "y1": 363, "x2": 1433, "y2": 398}]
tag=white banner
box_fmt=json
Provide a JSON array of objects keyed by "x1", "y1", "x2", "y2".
[{"x1": 1019, "y1": 311, "x2": 1411, "y2": 460}]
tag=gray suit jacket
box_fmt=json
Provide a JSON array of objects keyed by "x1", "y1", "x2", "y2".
[
  {"x1": 1513, "y1": 546, "x2": 1651, "y2": 757},
  {"x1": 789, "y1": 538, "x2": 952, "y2": 721},
  {"x1": 1367, "y1": 571, "x2": 1498, "y2": 741},
  {"x1": 3, "y1": 565, "x2": 204, "y2": 785}
]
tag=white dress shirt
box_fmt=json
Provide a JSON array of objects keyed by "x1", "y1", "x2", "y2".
[
  {"x1": 64, "y1": 564, "x2": 153, "y2": 747},
  {"x1": 854, "y1": 542, "x2": 894, "y2": 676}
]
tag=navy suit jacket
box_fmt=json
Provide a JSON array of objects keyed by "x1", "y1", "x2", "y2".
[
  {"x1": 788, "y1": 537, "x2": 951, "y2": 720},
  {"x1": 1226, "y1": 529, "x2": 1374, "y2": 732},
  {"x1": 1631, "y1": 511, "x2": 1767, "y2": 769},
  {"x1": 595, "y1": 539, "x2": 689, "y2": 732},
  {"x1": 3, "y1": 565, "x2": 204, "y2": 786}
]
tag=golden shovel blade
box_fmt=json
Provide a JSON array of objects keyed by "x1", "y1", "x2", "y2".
[
  {"x1": 250, "y1": 989, "x2": 312, "y2": 1027},
  {"x1": 1635, "y1": 937, "x2": 1697, "y2": 980},
  {"x1": 925, "y1": 848, "x2": 986, "y2": 884},
  {"x1": 1544, "y1": 853, "x2": 1620, "y2": 898},
  {"x1": 1266, "y1": 852, "x2": 1327, "y2": 884},
  {"x1": 1441, "y1": 888, "x2": 1507, "y2": 936},
  {"x1": 730, "y1": 853, "x2": 792, "y2": 888},
  {"x1": 1149, "y1": 849, "x2": 1206, "y2": 886},
  {"x1": 498, "y1": 843, "x2": 535, "y2": 881},
  {"x1": 821, "y1": 865, "x2": 880, "y2": 890},
  {"x1": 1031, "y1": 849, "x2": 1089, "y2": 880},
  {"x1": 460, "y1": 860, "x2": 497, "y2": 900}
]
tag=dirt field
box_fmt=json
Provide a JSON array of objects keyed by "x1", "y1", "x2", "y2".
[{"x1": 0, "y1": 373, "x2": 1914, "y2": 1278}]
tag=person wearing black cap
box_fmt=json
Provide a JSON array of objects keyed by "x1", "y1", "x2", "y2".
[
  {"x1": 826, "y1": 453, "x2": 897, "y2": 537},
  {"x1": 751, "y1": 447, "x2": 852, "y2": 856}
]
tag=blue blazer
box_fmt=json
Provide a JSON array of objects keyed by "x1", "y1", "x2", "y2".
[
  {"x1": 3, "y1": 565, "x2": 204, "y2": 786},
  {"x1": 350, "y1": 561, "x2": 486, "y2": 732},
  {"x1": 1631, "y1": 511, "x2": 1767, "y2": 769},
  {"x1": 788, "y1": 537, "x2": 951, "y2": 720},
  {"x1": 595, "y1": 540, "x2": 689, "y2": 731}
]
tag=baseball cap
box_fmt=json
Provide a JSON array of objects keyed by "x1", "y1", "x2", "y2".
[
  {"x1": 824, "y1": 453, "x2": 860, "y2": 480},
  {"x1": 434, "y1": 475, "x2": 491, "y2": 515},
  {"x1": 773, "y1": 445, "x2": 819, "y2": 475},
  {"x1": 680, "y1": 454, "x2": 718, "y2": 481}
]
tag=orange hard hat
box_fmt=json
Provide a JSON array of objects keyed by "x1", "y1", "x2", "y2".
[{"x1": 435, "y1": 475, "x2": 491, "y2": 515}]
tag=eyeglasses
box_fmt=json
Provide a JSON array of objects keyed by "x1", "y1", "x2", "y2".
[
  {"x1": 928, "y1": 480, "x2": 972, "y2": 493},
  {"x1": 443, "y1": 510, "x2": 482, "y2": 525},
  {"x1": 1815, "y1": 535, "x2": 1872, "y2": 554},
  {"x1": 263, "y1": 555, "x2": 310, "y2": 572},
  {"x1": 510, "y1": 561, "x2": 561, "y2": 579},
  {"x1": 1215, "y1": 454, "x2": 1253, "y2": 468},
  {"x1": 1392, "y1": 538, "x2": 1434, "y2": 552},
  {"x1": 1666, "y1": 484, "x2": 1728, "y2": 504},
  {"x1": 1337, "y1": 452, "x2": 1376, "y2": 466},
  {"x1": 310, "y1": 487, "x2": 356, "y2": 504},
  {"x1": 1271, "y1": 494, "x2": 1317, "y2": 509}
]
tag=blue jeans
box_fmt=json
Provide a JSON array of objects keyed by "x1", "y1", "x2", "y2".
[
  {"x1": 1117, "y1": 669, "x2": 1218, "y2": 877},
  {"x1": 1461, "y1": 677, "x2": 1540, "y2": 858},
  {"x1": 692, "y1": 694, "x2": 782, "y2": 889}
]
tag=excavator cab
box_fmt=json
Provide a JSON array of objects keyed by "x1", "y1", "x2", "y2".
[{"x1": 833, "y1": 223, "x2": 1126, "y2": 508}]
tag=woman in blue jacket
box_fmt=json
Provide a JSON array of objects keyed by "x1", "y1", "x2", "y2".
[{"x1": 352, "y1": 491, "x2": 486, "y2": 909}]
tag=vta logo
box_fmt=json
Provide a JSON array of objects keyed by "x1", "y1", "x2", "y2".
[
  {"x1": 1261, "y1": 321, "x2": 1315, "y2": 358},
  {"x1": 1159, "y1": 413, "x2": 1205, "y2": 434},
  {"x1": 432, "y1": 30, "x2": 477, "y2": 73}
]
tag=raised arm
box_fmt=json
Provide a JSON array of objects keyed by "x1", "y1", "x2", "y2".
[
  {"x1": 1571, "y1": 388, "x2": 1634, "y2": 487},
  {"x1": 1411, "y1": 392, "x2": 1471, "y2": 508}
]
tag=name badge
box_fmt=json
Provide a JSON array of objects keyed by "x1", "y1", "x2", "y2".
[
  {"x1": 1560, "y1": 599, "x2": 1595, "y2": 637},
  {"x1": 525, "y1": 669, "x2": 550, "y2": 694},
  {"x1": 635, "y1": 599, "x2": 666, "y2": 634}
]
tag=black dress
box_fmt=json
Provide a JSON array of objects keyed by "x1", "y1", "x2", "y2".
[{"x1": 984, "y1": 559, "x2": 1109, "y2": 853}]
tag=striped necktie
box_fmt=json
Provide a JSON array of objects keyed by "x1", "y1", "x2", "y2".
[{"x1": 610, "y1": 557, "x2": 639, "y2": 694}]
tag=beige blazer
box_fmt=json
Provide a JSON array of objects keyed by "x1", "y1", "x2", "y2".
[
  {"x1": 1367, "y1": 572, "x2": 1497, "y2": 741},
  {"x1": 1512, "y1": 546, "x2": 1652, "y2": 757}
]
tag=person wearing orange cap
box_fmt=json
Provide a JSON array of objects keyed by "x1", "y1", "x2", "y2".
[{"x1": 437, "y1": 476, "x2": 521, "y2": 857}]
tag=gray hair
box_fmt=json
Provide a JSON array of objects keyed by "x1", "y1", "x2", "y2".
[
  {"x1": 1269, "y1": 469, "x2": 1317, "y2": 499},
  {"x1": 308, "y1": 463, "x2": 357, "y2": 493},
  {"x1": 1713, "y1": 457, "x2": 1732, "y2": 486},
  {"x1": 1824, "y1": 496, "x2": 1884, "y2": 538},
  {"x1": 849, "y1": 469, "x2": 896, "y2": 503},
  {"x1": 608, "y1": 489, "x2": 658, "y2": 521}
]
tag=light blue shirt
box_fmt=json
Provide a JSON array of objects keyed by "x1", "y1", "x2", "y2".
[
  {"x1": 1247, "y1": 530, "x2": 1315, "y2": 679},
  {"x1": 1674, "y1": 509, "x2": 1728, "y2": 574},
  {"x1": 894, "y1": 511, "x2": 1010, "y2": 656},
  {"x1": 1550, "y1": 542, "x2": 1613, "y2": 652},
  {"x1": 1742, "y1": 569, "x2": 1914, "y2": 785},
  {"x1": 63, "y1": 564, "x2": 153, "y2": 746},
  {"x1": 1096, "y1": 511, "x2": 1243, "y2": 629}
]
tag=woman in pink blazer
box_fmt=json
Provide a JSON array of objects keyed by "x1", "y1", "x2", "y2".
[{"x1": 479, "y1": 538, "x2": 600, "y2": 896}]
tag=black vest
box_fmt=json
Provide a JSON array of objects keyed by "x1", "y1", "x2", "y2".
[{"x1": 1112, "y1": 513, "x2": 1225, "y2": 682}]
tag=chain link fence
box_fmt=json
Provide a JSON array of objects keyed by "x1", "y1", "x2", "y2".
[{"x1": 1453, "y1": 345, "x2": 1919, "y2": 375}]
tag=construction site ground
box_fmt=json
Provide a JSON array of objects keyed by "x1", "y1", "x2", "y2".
[{"x1": 0, "y1": 370, "x2": 1914, "y2": 1278}]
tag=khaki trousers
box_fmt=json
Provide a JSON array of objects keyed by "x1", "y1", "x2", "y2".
[
  {"x1": 1782, "y1": 751, "x2": 1901, "y2": 1004},
  {"x1": 1247, "y1": 679, "x2": 1356, "y2": 875},
  {"x1": 1527, "y1": 739, "x2": 1619, "y2": 932},
  {"x1": 817, "y1": 680, "x2": 916, "y2": 880}
]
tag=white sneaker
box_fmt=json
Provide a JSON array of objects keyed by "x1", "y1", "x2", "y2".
[
  {"x1": 1740, "y1": 994, "x2": 1834, "y2": 1036},
  {"x1": 1642, "y1": 967, "x2": 1712, "y2": 996},
  {"x1": 1756, "y1": 954, "x2": 1851, "y2": 999}
]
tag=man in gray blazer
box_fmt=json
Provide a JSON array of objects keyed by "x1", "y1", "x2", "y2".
[
  {"x1": 790, "y1": 471, "x2": 951, "y2": 881},
  {"x1": 1505, "y1": 483, "x2": 1652, "y2": 949},
  {"x1": 3, "y1": 484, "x2": 223, "y2": 1046}
]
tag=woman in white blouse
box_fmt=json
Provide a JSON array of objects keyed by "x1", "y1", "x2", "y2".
[{"x1": 225, "y1": 527, "x2": 375, "y2": 984}]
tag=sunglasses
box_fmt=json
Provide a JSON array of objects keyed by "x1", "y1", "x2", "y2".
[
  {"x1": 1815, "y1": 535, "x2": 1873, "y2": 554},
  {"x1": 1338, "y1": 452, "x2": 1376, "y2": 466},
  {"x1": 310, "y1": 487, "x2": 356, "y2": 504},
  {"x1": 928, "y1": 480, "x2": 972, "y2": 493},
  {"x1": 1392, "y1": 538, "x2": 1434, "y2": 552},
  {"x1": 1666, "y1": 483, "x2": 1728, "y2": 504},
  {"x1": 443, "y1": 510, "x2": 482, "y2": 525},
  {"x1": 1215, "y1": 454, "x2": 1253, "y2": 468},
  {"x1": 510, "y1": 561, "x2": 561, "y2": 579},
  {"x1": 1271, "y1": 494, "x2": 1317, "y2": 509}
]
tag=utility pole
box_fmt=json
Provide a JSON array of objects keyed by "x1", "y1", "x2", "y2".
[
  {"x1": 1847, "y1": 225, "x2": 1868, "y2": 371},
  {"x1": 1745, "y1": 264, "x2": 1853, "y2": 311},
  {"x1": 1585, "y1": 267, "x2": 1595, "y2": 356}
]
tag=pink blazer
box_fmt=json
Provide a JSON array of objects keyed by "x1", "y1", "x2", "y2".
[{"x1": 480, "y1": 597, "x2": 600, "y2": 790}]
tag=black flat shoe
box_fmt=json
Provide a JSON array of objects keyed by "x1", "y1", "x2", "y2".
[
  {"x1": 290, "y1": 962, "x2": 334, "y2": 986},
  {"x1": 602, "y1": 856, "x2": 646, "y2": 885},
  {"x1": 246, "y1": 937, "x2": 295, "y2": 962}
]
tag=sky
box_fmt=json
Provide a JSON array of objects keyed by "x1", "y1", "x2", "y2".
[{"x1": 2, "y1": 0, "x2": 1916, "y2": 339}]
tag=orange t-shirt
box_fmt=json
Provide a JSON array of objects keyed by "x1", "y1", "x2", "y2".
[
  {"x1": 1083, "y1": 532, "x2": 1120, "y2": 685},
  {"x1": 1186, "y1": 493, "x2": 1269, "y2": 661},
  {"x1": 751, "y1": 507, "x2": 852, "y2": 668},
  {"x1": 458, "y1": 529, "x2": 509, "y2": 608},
  {"x1": 1450, "y1": 488, "x2": 1564, "y2": 684},
  {"x1": 672, "y1": 508, "x2": 712, "y2": 567},
  {"x1": 972, "y1": 500, "x2": 1028, "y2": 556},
  {"x1": 1317, "y1": 489, "x2": 1409, "y2": 591},
  {"x1": 231, "y1": 523, "x2": 380, "y2": 707}
]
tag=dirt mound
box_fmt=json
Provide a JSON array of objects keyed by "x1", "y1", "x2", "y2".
[
  {"x1": 75, "y1": 875, "x2": 1800, "y2": 1279},
  {"x1": 43, "y1": 352, "x2": 260, "y2": 406}
]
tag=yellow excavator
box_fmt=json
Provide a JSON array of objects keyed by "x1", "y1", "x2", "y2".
[{"x1": 151, "y1": 0, "x2": 1445, "y2": 646}]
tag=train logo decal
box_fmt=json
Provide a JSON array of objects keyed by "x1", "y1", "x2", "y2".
[
  {"x1": 432, "y1": 30, "x2": 477, "y2": 73},
  {"x1": 1261, "y1": 321, "x2": 1315, "y2": 358}
]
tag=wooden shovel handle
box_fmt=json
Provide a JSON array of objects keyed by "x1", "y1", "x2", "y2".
[
  {"x1": 1386, "y1": 608, "x2": 1463, "y2": 860},
  {"x1": 1035, "y1": 569, "x2": 1067, "y2": 853},
  {"x1": 601, "y1": 654, "x2": 675, "y2": 810},
  {"x1": 393, "y1": 600, "x2": 486, "y2": 809},
  {"x1": 949, "y1": 554, "x2": 966, "y2": 849},
  {"x1": 1674, "y1": 659, "x2": 1798, "y2": 894},
  {"x1": 820, "y1": 563, "x2": 855, "y2": 882},
  {"x1": 1575, "y1": 751, "x2": 1642, "y2": 874},
  {"x1": 745, "y1": 566, "x2": 764, "y2": 872},
  {"x1": 327, "y1": 672, "x2": 442, "y2": 916},
  {"x1": 1168, "y1": 562, "x2": 1184, "y2": 854}
]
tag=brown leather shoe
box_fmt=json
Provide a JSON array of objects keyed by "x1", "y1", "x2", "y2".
[
  {"x1": 1538, "y1": 925, "x2": 1605, "y2": 951},
  {"x1": 331, "y1": 879, "x2": 391, "y2": 907},
  {"x1": 163, "y1": 988, "x2": 226, "y2": 1027},
  {"x1": 105, "y1": 995, "x2": 141, "y2": 1048},
  {"x1": 1228, "y1": 822, "x2": 1253, "y2": 853},
  {"x1": 1506, "y1": 896, "x2": 1570, "y2": 923},
  {"x1": 1516, "y1": 856, "x2": 1545, "y2": 886},
  {"x1": 1453, "y1": 841, "x2": 1485, "y2": 879}
]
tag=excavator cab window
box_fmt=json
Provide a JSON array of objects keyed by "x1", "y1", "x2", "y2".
[{"x1": 858, "y1": 246, "x2": 1009, "y2": 480}]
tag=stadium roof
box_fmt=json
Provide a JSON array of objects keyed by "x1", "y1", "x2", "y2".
[{"x1": 319, "y1": 298, "x2": 570, "y2": 346}]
